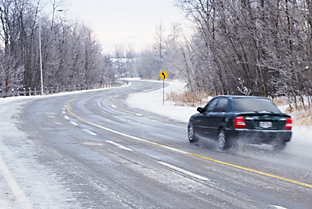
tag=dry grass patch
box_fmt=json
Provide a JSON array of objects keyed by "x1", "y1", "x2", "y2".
[
  {"x1": 166, "y1": 90, "x2": 211, "y2": 107},
  {"x1": 285, "y1": 104, "x2": 312, "y2": 126}
]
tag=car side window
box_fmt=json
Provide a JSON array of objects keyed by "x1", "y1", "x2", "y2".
[
  {"x1": 204, "y1": 99, "x2": 219, "y2": 112},
  {"x1": 214, "y1": 98, "x2": 228, "y2": 112}
]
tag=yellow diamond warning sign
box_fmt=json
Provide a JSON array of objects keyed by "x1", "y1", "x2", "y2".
[{"x1": 159, "y1": 70, "x2": 168, "y2": 80}]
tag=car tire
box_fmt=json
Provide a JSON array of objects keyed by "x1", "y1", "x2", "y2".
[
  {"x1": 188, "y1": 123, "x2": 197, "y2": 143},
  {"x1": 217, "y1": 129, "x2": 227, "y2": 150}
]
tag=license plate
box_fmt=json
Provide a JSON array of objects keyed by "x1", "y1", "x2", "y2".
[{"x1": 259, "y1": 121, "x2": 272, "y2": 128}]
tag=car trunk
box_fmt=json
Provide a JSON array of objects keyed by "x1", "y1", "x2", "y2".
[{"x1": 240, "y1": 113, "x2": 288, "y2": 130}]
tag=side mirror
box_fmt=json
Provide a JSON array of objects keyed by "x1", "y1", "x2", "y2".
[{"x1": 197, "y1": 107, "x2": 204, "y2": 113}]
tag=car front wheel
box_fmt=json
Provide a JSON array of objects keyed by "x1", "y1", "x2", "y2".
[{"x1": 188, "y1": 123, "x2": 197, "y2": 143}]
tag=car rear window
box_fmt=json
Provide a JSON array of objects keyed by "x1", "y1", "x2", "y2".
[{"x1": 232, "y1": 98, "x2": 281, "y2": 113}]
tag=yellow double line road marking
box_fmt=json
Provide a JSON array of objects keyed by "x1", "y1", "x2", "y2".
[{"x1": 67, "y1": 98, "x2": 312, "y2": 189}]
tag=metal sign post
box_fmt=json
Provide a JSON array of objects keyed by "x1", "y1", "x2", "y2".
[{"x1": 159, "y1": 70, "x2": 168, "y2": 105}]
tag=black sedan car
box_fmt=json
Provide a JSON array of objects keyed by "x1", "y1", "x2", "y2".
[{"x1": 188, "y1": 95, "x2": 292, "y2": 150}]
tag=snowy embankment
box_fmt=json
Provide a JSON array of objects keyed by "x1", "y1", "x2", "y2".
[{"x1": 126, "y1": 79, "x2": 312, "y2": 147}]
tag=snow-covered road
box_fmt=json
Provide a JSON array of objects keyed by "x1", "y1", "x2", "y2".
[{"x1": 0, "y1": 79, "x2": 311, "y2": 208}]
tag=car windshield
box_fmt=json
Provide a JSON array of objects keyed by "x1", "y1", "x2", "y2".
[{"x1": 232, "y1": 98, "x2": 281, "y2": 113}]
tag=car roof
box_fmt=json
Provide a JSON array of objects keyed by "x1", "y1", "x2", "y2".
[{"x1": 214, "y1": 95, "x2": 270, "y2": 100}]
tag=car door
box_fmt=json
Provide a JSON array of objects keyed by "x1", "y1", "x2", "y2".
[
  {"x1": 208, "y1": 98, "x2": 229, "y2": 137},
  {"x1": 196, "y1": 98, "x2": 219, "y2": 137}
]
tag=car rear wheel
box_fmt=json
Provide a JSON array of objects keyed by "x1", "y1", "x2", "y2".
[
  {"x1": 188, "y1": 123, "x2": 197, "y2": 143},
  {"x1": 217, "y1": 129, "x2": 227, "y2": 150}
]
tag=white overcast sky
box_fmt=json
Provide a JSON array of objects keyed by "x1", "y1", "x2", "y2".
[{"x1": 59, "y1": 0, "x2": 187, "y2": 54}]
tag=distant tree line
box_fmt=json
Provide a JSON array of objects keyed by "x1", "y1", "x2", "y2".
[{"x1": 0, "y1": 0, "x2": 115, "y2": 94}]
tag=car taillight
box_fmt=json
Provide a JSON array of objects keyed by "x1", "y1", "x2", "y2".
[
  {"x1": 285, "y1": 118, "x2": 292, "y2": 130},
  {"x1": 234, "y1": 116, "x2": 247, "y2": 129}
]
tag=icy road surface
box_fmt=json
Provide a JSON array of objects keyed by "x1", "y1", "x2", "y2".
[{"x1": 0, "y1": 80, "x2": 310, "y2": 208}]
